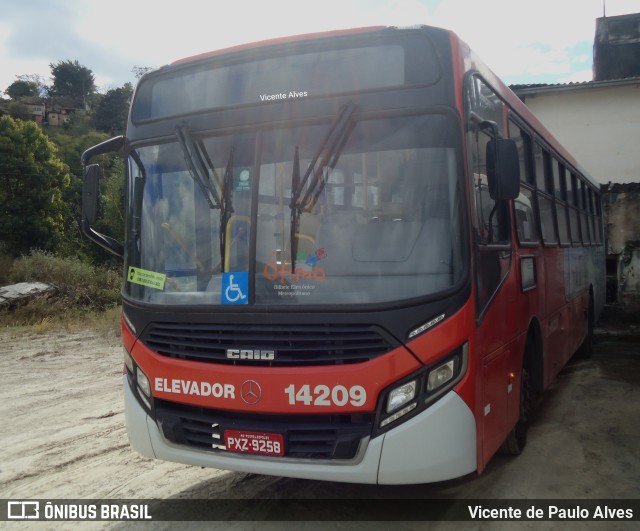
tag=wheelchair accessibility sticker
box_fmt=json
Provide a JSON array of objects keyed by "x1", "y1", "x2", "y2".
[{"x1": 222, "y1": 272, "x2": 249, "y2": 304}]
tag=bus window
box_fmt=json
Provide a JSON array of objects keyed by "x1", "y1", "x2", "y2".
[
  {"x1": 471, "y1": 128, "x2": 510, "y2": 245},
  {"x1": 533, "y1": 144, "x2": 557, "y2": 246},
  {"x1": 578, "y1": 178, "x2": 589, "y2": 245},
  {"x1": 509, "y1": 121, "x2": 538, "y2": 245},
  {"x1": 553, "y1": 159, "x2": 570, "y2": 246},
  {"x1": 509, "y1": 121, "x2": 531, "y2": 184},
  {"x1": 467, "y1": 76, "x2": 510, "y2": 315},
  {"x1": 537, "y1": 193, "x2": 557, "y2": 245},
  {"x1": 566, "y1": 173, "x2": 580, "y2": 244},
  {"x1": 552, "y1": 159, "x2": 562, "y2": 200},
  {"x1": 469, "y1": 78, "x2": 509, "y2": 246},
  {"x1": 588, "y1": 187, "x2": 597, "y2": 245},
  {"x1": 575, "y1": 175, "x2": 584, "y2": 209},
  {"x1": 533, "y1": 143, "x2": 546, "y2": 191},
  {"x1": 515, "y1": 187, "x2": 538, "y2": 245}
]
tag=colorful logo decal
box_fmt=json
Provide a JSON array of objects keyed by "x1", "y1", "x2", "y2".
[
  {"x1": 262, "y1": 248, "x2": 327, "y2": 297},
  {"x1": 263, "y1": 248, "x2": 327, "y2": 283}
]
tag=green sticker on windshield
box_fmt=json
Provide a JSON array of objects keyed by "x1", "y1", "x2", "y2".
[
  {"x1": 128, "y1": 267, "x2": 166, "y2": 290},
  {"x1": 235, "y1": 168, "x2": 252, "y2": 192}
]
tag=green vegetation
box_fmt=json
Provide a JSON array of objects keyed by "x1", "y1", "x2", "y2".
[
  {"x1": 0, "y1": 59, "x2": 136, "y2": 331},
  {"x1": 48, "y1": 60, "x2": 96, "y2": 101},
  {"x1": 0, "y1": 115, "x2": 71, "y2": 255},
  {"x1": 0, "y1": 251, "x2": 121, "y2": 332}
]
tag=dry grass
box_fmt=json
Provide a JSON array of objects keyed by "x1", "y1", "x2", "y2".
[
  {"x1": 1, "y1": 251, "x2": 122, "y2": 338},
  {"x1": 1, "y1": 304, "x2": 121, "y2": 339}
]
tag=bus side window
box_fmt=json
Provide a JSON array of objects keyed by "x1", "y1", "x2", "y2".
[
  {"x1": 533, "y1": 143, "x2": 558, "y2": 246},
  {"x1": 471, "y1": 128, "x2": 510, "y2": 245},
  {"x1": 467, "y1": 75, "x2": 511, "y2": 317},
  {"x1": 509, "y1": 121, "x2": 538, "y2": 245},
  {"x1": 553, "y1": 159, "x2": 571, "y2": 246}
]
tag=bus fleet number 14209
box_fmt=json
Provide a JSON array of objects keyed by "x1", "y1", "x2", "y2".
[{"x1": 284, "y1": 384, "x2": 367, "y2": 407}]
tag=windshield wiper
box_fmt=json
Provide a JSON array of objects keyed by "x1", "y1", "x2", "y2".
[
  {"x1": 219, "y1": 146, "x2": 234, "y2": 271},
  {"x1": 175, "y1": 125, "x2": 221, "y2": 209},
  {"x1": 289, "y1": 102, "x2": 357, "y2": 272},
  {"x1": 292, "y1": 102, "x2": 357, "y2": 212}
]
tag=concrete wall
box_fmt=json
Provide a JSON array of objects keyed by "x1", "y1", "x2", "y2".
[
  {"x1": 519, "y1": 82, "x2": 640, "y2": 184},
  {"x1": 516, "y1": 82, "x2": 640, "y2": 309},
  {"x1": 602, "y1": 184, "x2": 640, "y2": 306},
  {"x1": 594, "y1": 14, "x2": 640, "y2": 81}
]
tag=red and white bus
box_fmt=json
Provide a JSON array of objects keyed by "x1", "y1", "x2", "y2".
[{"x1": 81, "y1": 25, "x2": 605, "y2": 484}]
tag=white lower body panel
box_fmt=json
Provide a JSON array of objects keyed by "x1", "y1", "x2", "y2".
[{"x1": 124, "y1": 377, "x2": 476, "y2": 485}]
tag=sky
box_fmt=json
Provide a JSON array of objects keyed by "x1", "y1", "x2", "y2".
[{"x1": 2, "y1": 0, "x2": 640, "y2": 97}]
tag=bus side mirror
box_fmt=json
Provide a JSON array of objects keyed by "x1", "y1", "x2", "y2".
[
  {"x1": 82, "y1": 164, "x2": 100, "y2": 226},
  {"x1": 486, "y1": 138, "x2": 520, "y2": 201},
  {"x1": 80, "y1": 135, "x2": 125, "y2": 257}
]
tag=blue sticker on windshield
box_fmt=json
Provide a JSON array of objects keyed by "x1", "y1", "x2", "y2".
[{"x1": 222, "y1": 272, "x2": 248, "y2": 304}]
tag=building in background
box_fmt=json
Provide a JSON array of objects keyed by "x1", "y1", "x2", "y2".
[{"x1": 512, "y1": 12, "x2": 640, "y2": 310}]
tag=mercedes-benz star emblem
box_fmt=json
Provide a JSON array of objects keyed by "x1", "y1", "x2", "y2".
[{"x1": 241, "y1": 380, "x2": 262, "y2": 405}]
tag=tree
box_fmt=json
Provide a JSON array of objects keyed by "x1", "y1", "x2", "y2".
[
  {"x1": 44, "y1": 127, "x2": 124, "y2": 264},
  {"x1": 6, "y1": 101, "x2": 32, "y2": 121},
  {"x1": 94, "y1": 83, "x2": 133, "y2": 134},
  {"x1": 4, "y1": 74, "x2": 48, "y2": 100},
  {"x1": 49, "y1": 60, "x2": 96, "y2": 104},
  {"x1": 0, "y1": 115, "x2": 71, "y2": 255},
  {"x1": 132, "y1": 66, "x2": 153, "y2": 80},
  {"x1": 4, "y1": 80, "x2": 38, "y2": 99}
]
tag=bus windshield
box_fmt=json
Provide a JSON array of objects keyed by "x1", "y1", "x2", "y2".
[{"x1": 124, "y1": 112, "x2": 466, "y2": 306}]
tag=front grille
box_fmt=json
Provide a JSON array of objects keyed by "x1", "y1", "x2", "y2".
[
  {"x1": 140, "y1": 322, "x2": 397, "y2": 366},
  {"x1": 155, "y1": 400, "x2": 372, "y2": 460}
]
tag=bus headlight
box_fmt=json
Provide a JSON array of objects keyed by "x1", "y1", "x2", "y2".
[
  {"x1": 136, "y1": 367, "x2": 151, "y2": 398},
  {"x1": 379, "y1": 377, "x2": 420, "y2": 429},
  {"x1": 376, "y1": 342, "x2": 468, "y2": 434},
  {"x1": 427, "y1": 359, "x2": 456, "y2": 392},
  {"x1": 135, "y1": 367, "x2": 153, "y2": 411},
  {"x1": 123, "y1": 348, "x2": 134, "y2": 374},
  {"x1": 423, "y1": 343, "x2": 467, "y2": 406},
  {"x1": 386, "y1": 380, "x2": 417, "y2": 413}
]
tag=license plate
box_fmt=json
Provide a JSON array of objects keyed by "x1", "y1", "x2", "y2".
[{"x1": 224, "y1": 429, "x2": 284, "y2": 456}]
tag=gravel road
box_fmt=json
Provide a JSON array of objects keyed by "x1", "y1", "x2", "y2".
[{"x1": 1, "y1": 325, "x2": 638, "y2": 530}]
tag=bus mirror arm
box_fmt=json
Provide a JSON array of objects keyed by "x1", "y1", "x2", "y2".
[
  {"x1": 81, "y1": 223, "x2": 125, "y2": 257},
  {"x1": 80, "y1": 135, "x2": 125, "y2": 165}
]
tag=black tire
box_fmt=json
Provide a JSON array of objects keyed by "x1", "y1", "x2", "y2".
[
  {"x1": 500, "y1": 344, "x2": 534, "y2": 456},
  {"x1": 576, "y1": 295, "x2": 594, "y2": 359}
]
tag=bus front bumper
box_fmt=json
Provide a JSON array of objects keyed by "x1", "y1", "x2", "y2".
[{"x1": 124, "y1": 376, "x2": 476, "y2": 485}]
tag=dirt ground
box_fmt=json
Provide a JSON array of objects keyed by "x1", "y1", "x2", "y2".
[{"x1": 0, "y1": 319, "x2": 638, "y2": 530}]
